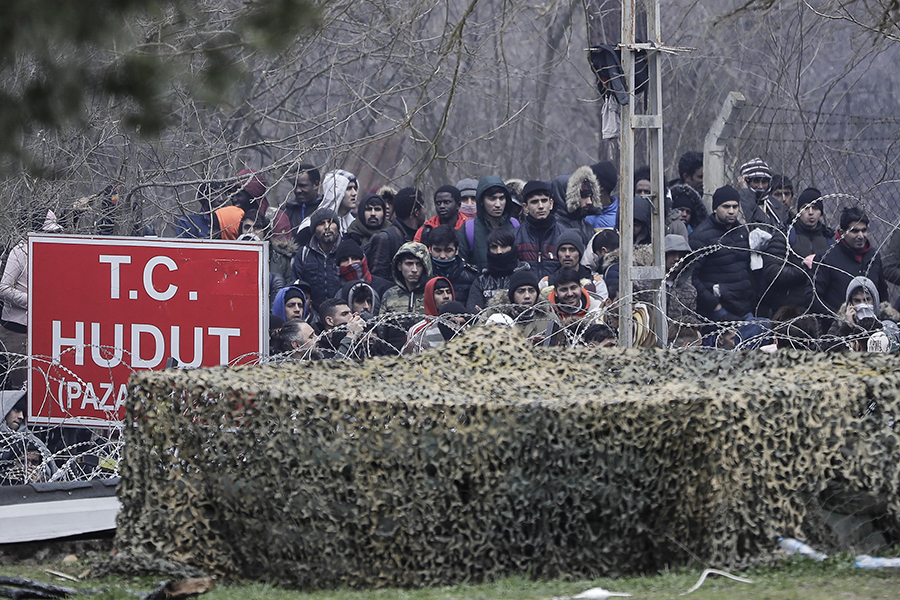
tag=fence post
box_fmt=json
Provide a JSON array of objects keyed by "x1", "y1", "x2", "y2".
[{"x1": 703, "y1": 91, "x2": 746, "y2": 211}]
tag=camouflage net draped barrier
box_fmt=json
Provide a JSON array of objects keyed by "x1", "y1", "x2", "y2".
[{"x1": 115, "y1": 327, "x2": 900, "y2": 588}]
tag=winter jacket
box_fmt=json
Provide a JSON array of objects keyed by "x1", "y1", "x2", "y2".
[
  {"x1": 366, "y1": 219, "x2": 419, "y2": 281},
  {"x1": 347, "y1": 217, "x2": 391, "y2": 249},
  {"x1": 457, "y1": 176, "x2": 520, "y2": 270},
  {"x1": 467, "y1": 261, "x2": 531, "y2": 313},
  {"x1": 738, "y1": 188, "x2": 789, "y2": 229},
  {"x1": 270, "y1": 238, "x2": 297, "y2": 289},
  {"x1": 514, "y1": 215, "x2": 571, "y2": 281},
  {"x1": 414, "y1": 212, "x2": 468, "y2": 244},
  {"x1": 689, "y1": 214, "x2": 756, "y2": 320},
  {"x1": 585, "y1": 197, "x2": 618, "y2": 230},
  {"x1": 292, "y1": 234, "x2": 342, "y2": 313},
  {"x1": 758, "y1": 220, "x2": 833, "y2": 316},
  {"x1": 430, "y1": 256, "x2": 478, "y2": 306},
  {"x1": 814, "y1": 238, "x2": 888, "y2": 316},
  {"x1": 379, "y1": 242, "x2": 433, "y2": 351},
  {"x1": 0, "y1": 240, "x2": 27, "y2": 328}
]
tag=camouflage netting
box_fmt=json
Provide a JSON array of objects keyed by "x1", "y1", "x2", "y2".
[{"x1": 115, "y1": 327, "x2": 900, "y2": 588}]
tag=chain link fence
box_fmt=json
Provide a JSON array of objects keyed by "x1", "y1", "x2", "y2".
[{"x1": 726, "y1": 102, "x2": 900, "y2": 248}]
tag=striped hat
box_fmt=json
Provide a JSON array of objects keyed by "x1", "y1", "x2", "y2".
[{"x1": 740, "y1": 158, "x2": 772, "y2": 181}]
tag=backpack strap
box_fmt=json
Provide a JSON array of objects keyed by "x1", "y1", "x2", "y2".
[{"x1": 465, "y1": 219, "x2": 475, "y2": 251}]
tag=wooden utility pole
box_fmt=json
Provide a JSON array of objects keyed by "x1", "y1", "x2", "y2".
[{"x1": 618, "y1": 0, "x2": 668, "y2": 348}]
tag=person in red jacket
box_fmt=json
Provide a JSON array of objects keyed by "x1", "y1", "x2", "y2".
[{"x1": 414, "y1": 185, "x2": 467, "y2": 243}]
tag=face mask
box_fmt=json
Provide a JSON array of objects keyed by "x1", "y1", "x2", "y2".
[
  {"x1": 855, "y1": 303, "x2": 876, "y2": 321},
  {"x1": 430, "y1": 256, "x2": 456, "y2": 275},
  {"x1": 459, "y1": 203, "x2": 477, "y2": 218}
]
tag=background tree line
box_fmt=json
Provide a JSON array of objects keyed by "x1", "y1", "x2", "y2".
[{"x1": 2, "y1": 0, "x2": 899, "y2": 241}]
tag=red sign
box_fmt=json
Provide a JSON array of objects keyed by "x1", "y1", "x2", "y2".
[{"x1": 28, "y1": 235, "x2": 268, "y2": 426}]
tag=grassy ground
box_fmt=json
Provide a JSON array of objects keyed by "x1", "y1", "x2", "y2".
[{"x1": 2, "y1": 551, "x2": 900, "y2": 600}]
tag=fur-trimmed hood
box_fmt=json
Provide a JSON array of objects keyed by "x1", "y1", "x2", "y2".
[
  {"x1": 601, "y1": 243, "x2": 655, "y2": 271},
  {"x1": 566, "y1": 166, "x2": 602, "y2": 215},
  {"x1": 270, "y1": 236, "x2": 298, "y2": 258},
  {"x1": 486, "y1": 287, "x2": 554, "y2": 321}
]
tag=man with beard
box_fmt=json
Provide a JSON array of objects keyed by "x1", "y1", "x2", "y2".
[
  {"x1": 737, "y1": 158, "x2": 789, "y2": 228},
  {"x1": 415, "y1": 185, "x2": 467, "y2": 243},
  {"x1": 367, "y1": 188, "x2": 427, "y2": 280},
  {"x1": 292, "y1": 209, "x2": 343, "y2": 313},
  {"x1": 689, "y1": 185, "x2": 756, "y2": 322},
  {"x1": 347, "y1": 193, "x2": 391, "y2": 247}
]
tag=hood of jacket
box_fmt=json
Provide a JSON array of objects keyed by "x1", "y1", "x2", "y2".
[
  {"x1": 631, "y1": 195, "x2": 653, "y2": 245},
  {"x1": 272, "y1": 284, "x2": 310, "y2": 321},
  {"x1": 475, "y1": 176, "x2": 515, "y2": 222},
  {"x1": 214, "y1": 206, "x2": 244, "y2": 240},
  {"x1": 424, "y1": 276, "x2": 454, "y2": 316},
  {"x1": 549, "y1": 174, "x2": 570, "y2": 217},
  {"x1": 565, "y1": 166, "x2": 602, "y2": 216},
  {"x1": 318, "y1": 170, "x2": 355, "y2": 215},
  {"x1": 270, "y1": 236, "x2": 299, "y2": 258},
  {"x1": 355, "y1": 193, "x2": 387, "y2": 224},
  {"x1": 602, "y1": 243, "x2": 654, "y2": 271},
  {"x1": 391, "y1": 241, "x2": 433, "y2": 290},
  {"x1": 669, "y1": 183, "x2": 707, "y2": 229},
  {"x1": 339, "y1": 280, "x2": 382, "y2": 315},
  {"x1": 0, "y1": 390, "x2": 26, "y2": 432},
  {"x1": 846, "y1": 276, "x2": 880, "y2": 307}
]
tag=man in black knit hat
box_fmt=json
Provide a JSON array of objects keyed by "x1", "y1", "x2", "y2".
[{"x1": 689, "y1": 185, "x2": 756, "y2": 321}]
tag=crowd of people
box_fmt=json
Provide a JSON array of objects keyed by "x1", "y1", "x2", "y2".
[
  {"x1": 5, "y1": 152, "x2": 900, "y2": 370},
  {"x1": 156, "y1": 153, "x2": 900, "y2": 357}
]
